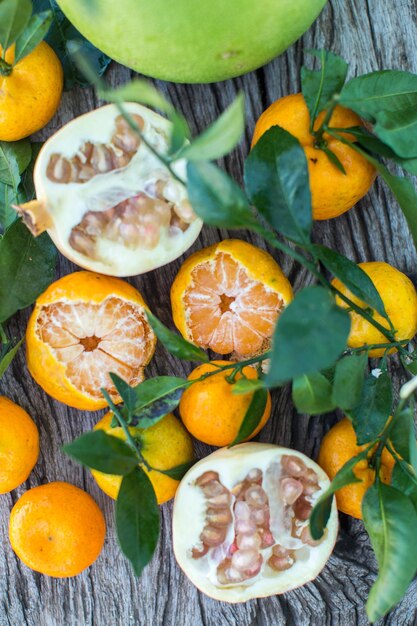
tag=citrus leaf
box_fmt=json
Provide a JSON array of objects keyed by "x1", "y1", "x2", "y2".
[
  {"x1": 14, "y1": 10, "x2": 52, "y2": 64},
  {"x1": 109, "y1": 373, "x2": 138, "y2": 418},
  {"x1": 349, "y1": 372, "x2": 392, "y2": 445},
  {"x1": 0, "y1": 220, "x2": 57, "y2": 323},
  {"x1": 178, "y1": 93, "x2": 245, "y2": 161},
  {"x1": 0, "y1": 0, "x2": 31, "y2": 51},
  {"x1": 292, "y1": 372, "x2": 336, "y2": 415},
  {"x1": 332, "y1": 352, "x2": 368, "y2": 410},
  {"x1": 244, "y1": 126, "x2": 312, "y2": 245},
  {"x1": 310, "y1": 447, "x2": 367, "y2": 540},
  {"x1": 363, "y1": 483, "x2": 417, "y2": 622},
  {"x1": 229, "y1": 387, "x2": 268, "y2": 447},
  {"x1": 341, "y1": 126, "x2": 417, "y2": 176},
  {"x1": 388, "y1": 407, "x2": 417, "y2": 471},
  {"x1": 314, "y1": 244, "x2": 388, "y2": 319},
  {"x1": 231, "y1": 378, "x2": 266, "y2": 395},
  {"x1": 156, "y1": 460, "x2": 195, "y2": 481},
  {"x1": 187, "y1": 161, "x2": 257, "y2": 229},
  {"x1": 116, "y1": 467, "x2": 160, "y2": 577},
  {"x1": 0, "y1": 140, "x2": 31, "y2": 187},
  {"x1": 130, "y1": 376, "x2": 189, "y2": 428},
  {"x1": 321, "y1": 146, "x2": 346, "y2": 174},
  {"x1": 265, "y1": 286, "x2": 350, "y2": 386},
  {"x1": 340, "y1": 71, "x2": 417, "y2": 158},
  {"x1": 301, "y1": 49, "x2": 348, "y2": 127},
  {"x1": 0, "y1": 335, "x2": 23, "y2": 378},
  {"x1": 63, "y1": 431, "x2": 138, "y2": 475},
  {"x1": 169, "y1": 111, "x2": 191, "y2": 155},
  {"x1": 328, "y1": 133, "x2": 417, "y2": 252},
  {"x1": 0, "y1": 183, "x2": 21, "y2": 231},
  {"x1": 34, "y1": 3, "x2": 111, "y2": 90},
  {"x1": 146, "y1": 311, "x2": 208, "y2": 362},
  {"x1": 391, "y1": 463, "x2": 417, "y2": 510},
  {"x1": 100, "y1": 78, "x2": 174, "y2": 114}
]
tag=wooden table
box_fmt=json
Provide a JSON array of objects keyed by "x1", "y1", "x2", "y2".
[{"x1": 1, "y1": 0, "x2": 417, "y2": 624}]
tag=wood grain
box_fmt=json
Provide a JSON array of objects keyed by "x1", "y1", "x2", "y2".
[{"x1": 1, "y1": 0, "x2": 417, "y2": 624}]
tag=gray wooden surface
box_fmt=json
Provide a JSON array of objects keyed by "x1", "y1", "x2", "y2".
[{"x1": 1, "y1": 0, "x2": 417, "y2": 624}]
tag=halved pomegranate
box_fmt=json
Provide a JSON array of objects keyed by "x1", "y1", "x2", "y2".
[
  {"x1": 15, "y1": 104, "x2": 202, "y2": 277},
  {"x1": 172, "y1": 443, "x2": 338, "y2": 602}
]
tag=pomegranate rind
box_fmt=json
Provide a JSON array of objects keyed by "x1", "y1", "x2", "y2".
[
  {"x1": 171, "y1": 239, "x2": 293, "y2": 356},
  {"x1": 172, "y1": 442, "x2": 338, "y2": 602},
  {"x1": 31, "y1": 103, "x2": 202, "y2": 277},
  {"x1": 26, "y1": 271, "x2": 156, "y2": 410}
]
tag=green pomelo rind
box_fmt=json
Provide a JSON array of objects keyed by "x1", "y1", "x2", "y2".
[{"x1": 56, "y1": 0, "x2": 327, "y2": 83}]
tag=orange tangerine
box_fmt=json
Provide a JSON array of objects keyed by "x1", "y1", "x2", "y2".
[
  {"x1": 26, "y1": 271, "x2": 156, "y2": 410},
  {"x1": 171, "y1": 239, "x2": 293, "y2": 358}
]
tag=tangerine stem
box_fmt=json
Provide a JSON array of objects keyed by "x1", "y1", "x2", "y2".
[
  {"x1": 343, "y1": 339, "x2": 409, "y2": 355},
  {"x1": 0, "y1": 58, "x2": 12, "y2": 76},
  {"x1": 312, "y1": 96, "x2": 339, "y2": 146},
  {"x1": 101, "y1": 388, "x2": 143, "y2": 459}
]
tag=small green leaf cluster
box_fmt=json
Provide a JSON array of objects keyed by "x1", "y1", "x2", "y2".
[
  {"x1": 0, "y1": 0, "x2": 52, "y2": 72},
  {"x1": 0, "y1": 141, "x2": 57, "y2": 375},
  {"x1": 63, "y1": 48, "x2": 417, "y2": 620}
]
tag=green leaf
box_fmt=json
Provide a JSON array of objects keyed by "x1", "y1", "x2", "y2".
[
  {"x1": 100, "y1": 78, "x2": 174, "y2": 114},
  {"x1": 391, "y1": 463, "x2": 417, "y2": 510},
  {"x1": 328, "y1": 133, "x2": 417, "y2": 252},
  {"x1": 265, "y1": 286, "x2": 350, "y2": 387},
  {"x1": 231, "y1": 378, "x2": 265, "y2": 395},
  {"x1": 0, "y1": 0, "x2": 31, "y2": 51},
  {"x1": 146, "y1": 311, "x2": 208, "y2": 362},
  {"x1": 229, "y1": 387, "x2": 268, "y2": 447},
  {"x1": 0, "y1": 183, "x2": 21, "y2": 230},
  {"x1": 116, "y1": 466, "x2": 160, "y2": 577},
  {"x1": 14, "y1": 10, "x2": 52, "y2": 64},
  {"x1": 340, "y1": 71, "x2": 417, "y2": 158},
  {"x1": 320, "y1": 146, "x2": 347, "y2": 174},
  {"x1": 0, "y1": 336, "x2": 23, "y2": 377},
  {"x1": 178, "y1": 93, "x2": 245, "y2": 161},
  {"x1": 292, "y1": 372, "x2": 336, "y2": 415},
  {"x1": 349, "y1": 372, "x2": 392, "y2": 445},
  {"x1": 363, "y1": 483, "x2": 417, "y2": 622},
  {"x1": 314, "y1": 244, "x2": 388, "y2": 319},
  {"x1": 34, "y1": 4, "x2": 111, "y2": 90},
  {"x1": 63, "y1": 431, "x2": 138, "y2": 475},
  {"x1": 310, "y1": 447, "x2": 367, "y2": 540},
  {"x1": 130, "y1": 376, "x2": 189, "y2": 428},
  {"x1": 108, "y1": 373, "x2": 138, "y2": 418},
  {"x1": 169, "y1": 111, "x2": 191, "y2": 155},
  {"x1": 156, "y1": 460, "x2": 195, "y2": 481},
  {"x1": 244, "y1": 126, "x2": 312, "y2": 245},
  {"x1": 0, "y1": 220, "x2": 57, "y2": 323},
  {"x1": 0, "y1": 140, "x2": 31, "y2": 186},
  {"x1": 389, "y1": 407, "x2": 417, "y2": 470},
  {"x1": 332, "y1": 353, "x2": 368, "y2": 410},
  {"x1": 342, "y1": 126, "x2": 417, "y2": 176},
  {"x1": 301, "y1": 49, "x2": 348, "y2": 127},
  {"x1": 187, "y1": 161, "x2": 257, "y2": 229}
]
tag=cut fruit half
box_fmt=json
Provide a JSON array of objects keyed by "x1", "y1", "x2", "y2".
[
  {"x1": 173, "y1": 443, "x2": 338, "y2": 602},
  {"x1": 171, "y1": 240, "x2": 293, "y2": 358},
  {"x1": 26, "y1": 271, "x2": 156, "y2": 410},
  {"x1": 15, "y1": 104, "x2": 202, "y2": 277}
]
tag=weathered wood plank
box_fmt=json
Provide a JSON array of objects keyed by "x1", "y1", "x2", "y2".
[{"x1": 1, "y1": 0, "x2": 417, "y2": 624}]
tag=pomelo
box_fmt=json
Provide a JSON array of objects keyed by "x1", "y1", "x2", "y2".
[{"x1": 56, "y1": 0, "x2": 327, "y2": 83}]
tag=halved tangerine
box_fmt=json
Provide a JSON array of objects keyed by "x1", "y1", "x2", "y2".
[
  {"x1": 171, "y1": 240, "x2": 293, "y2": 358},
  {"x1": 26, "y1": 271, "x2": 156, "y2": 410}
]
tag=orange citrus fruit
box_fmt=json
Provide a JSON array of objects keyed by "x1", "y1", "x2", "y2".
[
  {"x1": 0, "y1": 396, "x2": 39, "y2": 494},
  {"x1": 251, "y1": 93, "x2": 376, "y2": 220},
  {"x1": 92, "y1": 411, "x2": 194, "y2": 504},
  {"x1": 0, "y1": 42, "x2": 63, "y2": 141},
  {"x1": 332, "y1": 261, "x2": 417, "y2": 357},
  {"x1": 9, "y1": 482, "x2": 106, "y2": 577},
  {"x1": 26, "y1": 271, "x2": 156, "y2": 410},
  {"x1": 171, "y1": 239, "x2": 293, "y2": 358},
  {"x1": 318, "y1": 417, "x2": 395, "y2": 519},
  {"x1": 179, "y1": 360, "x2": 271, "y2": 446}
]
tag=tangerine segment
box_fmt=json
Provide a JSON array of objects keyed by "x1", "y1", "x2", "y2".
[
  {"x1": 0, "y1": 397, "x2": 39, "y2": 494},
  {"x1": 26, "y1": 272, "x2": 156, "y2": 410},
  {"x1": 9, "y1": 482, "x2": 106, "y2": 577},
  {"x1": 171, "y1": 240, "x2": 293, "y2": 357}
]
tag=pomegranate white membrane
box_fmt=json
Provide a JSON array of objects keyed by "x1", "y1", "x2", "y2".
[{"x1": 173, "y1": 443, "x2": 338, "y2": 602}]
